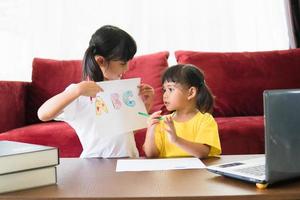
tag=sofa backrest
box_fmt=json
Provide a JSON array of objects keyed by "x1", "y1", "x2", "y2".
[
  {"x1": 176, "y1": 49, "x2": 300, "y2": 117},
  {"x1": 0, "y1": 81, "x2": 30, "y2": 133},
  {"x1": 27, "y1": 59, "x2": 82, "y2": 124},
  {"x1": 27, "y1": 51, "x2": 169, "y2": 124}
]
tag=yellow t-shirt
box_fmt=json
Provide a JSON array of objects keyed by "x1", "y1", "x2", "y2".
[{"x1": 154, "y1": 112, "x2": 221, "y2": 158}]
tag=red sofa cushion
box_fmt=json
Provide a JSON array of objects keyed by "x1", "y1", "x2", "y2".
[
  {"x1": 0, "y1": 122, "x2": 82, "y2": 157},
  {"x1": 175, "y1": 49, "x2": 300, "y2": 117},
  {"x1": 0, "y1": 81, "x2": 29, "y2": 133},
  {"x1": 134, "y1": 128, "x2": 147, "y2": 157},
  {"x1": 27, "y1": 51, "x2": 169, "y2": 124},
  {"x1": 216, "y1": 116, "x2": 264, "y2": 154}
]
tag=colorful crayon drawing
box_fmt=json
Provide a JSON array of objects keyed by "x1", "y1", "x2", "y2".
[
  {"x1": 111, "y1": 93, "x2": 122, "y2": 110},
  {"x1": 95, "y1": 96, "x2": 108, "y2": 115},
  {"x1": 97, "y1": 90, "x2": 136, "y2": 115},
  {"x1": 123, "y1": 90, "x2": 136, "y2": 107},
  {"x1": 92, "y1": 78, "x2": 147, "y2": 135}
]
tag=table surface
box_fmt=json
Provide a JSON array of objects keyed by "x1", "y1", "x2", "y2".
[{"x1": 1, "y1": 154, "x2": 300, "y2": 200}]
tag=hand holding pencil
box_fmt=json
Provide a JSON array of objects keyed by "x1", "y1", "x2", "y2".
[
  {"x1": 138, "y1": 112, "x2": 164, "y2": 120},
  {"x1": 139, "y1": 110, "x2": 163, "y2": 128}
]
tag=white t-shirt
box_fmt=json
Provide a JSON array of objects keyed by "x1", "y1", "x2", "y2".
[{"x1": 58, "y1": 84, "x2": 139, "y2": 158}]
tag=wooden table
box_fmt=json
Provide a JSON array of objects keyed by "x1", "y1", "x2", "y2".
[{"x1": 1, "y1": 155, "x2": 300, "y2": 200}]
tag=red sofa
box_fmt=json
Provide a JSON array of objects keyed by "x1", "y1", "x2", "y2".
[{"x1": 1, "y1": 49, "x2": 300, "y2": 157}]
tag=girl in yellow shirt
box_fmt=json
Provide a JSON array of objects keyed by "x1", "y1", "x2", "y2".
[{"x1": 143, "y1": 64, "x2": 221, "y2": 158}]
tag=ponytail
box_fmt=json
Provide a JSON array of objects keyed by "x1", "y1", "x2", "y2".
[
  {"x1": 82, "y1": 45, "x2": 104, "y2": 82},
  {"x1": 196, "y1": 83, "x2": 214, "y2": 114}
]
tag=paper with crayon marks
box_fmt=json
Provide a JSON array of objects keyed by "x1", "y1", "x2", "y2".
[{"x1": 92, "y1": 78, "x2": 148, "y2": 135}]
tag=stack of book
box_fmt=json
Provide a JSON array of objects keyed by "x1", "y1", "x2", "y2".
[{"x1": 0, "y1": 140, "x2": 59, "y2": 194}]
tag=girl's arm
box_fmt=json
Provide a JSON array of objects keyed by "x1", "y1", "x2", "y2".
[
  {"x1": 170, "y1": 137, "x2": 210, "y2": 159},
  {"x1": 164, "y1": 116, "x2": 210, "y2": 158},
  {"x1": 143, "y1": 111, "x2": 162, "y2": 158},
  {"x1": 38, "y1": 81, "x2": 102, "y2": 121}
]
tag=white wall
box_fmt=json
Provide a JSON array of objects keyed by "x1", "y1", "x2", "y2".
[{"x1": 0, "y1": 0, "x2": 289, "y2": 81}]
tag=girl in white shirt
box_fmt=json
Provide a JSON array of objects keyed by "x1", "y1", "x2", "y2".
[{"x1": 38, "y1": 25, "x2": 154, "y2": 158}]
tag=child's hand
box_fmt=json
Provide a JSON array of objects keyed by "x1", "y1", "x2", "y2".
[
  {"x1": 138, "y1": 84, "x2": 154, "y2": 112},
  {"x1": 147, "y1": 110, "x2": 162, "y2": 128},
  {"x1": 164, "y1": 115, "x2": 178, "y2": 143},
  {"x1": 77, "y1": 81, "x2": 103, "y2": 97}
]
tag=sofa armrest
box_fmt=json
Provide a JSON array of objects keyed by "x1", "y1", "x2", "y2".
[{"x1": 0, "y1": 81, "x2": 30, "y2": 133}]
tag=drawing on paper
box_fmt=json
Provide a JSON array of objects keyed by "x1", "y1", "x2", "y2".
[
  {"x1": 95, "y1": 96, "x2": 109, "y2": 115},
  {"x1": 123, "y1": 90, "x2": 136, "y2": 107},
  {"x1": 111, "y1": 93, "x2": 122, "y2": 110}
]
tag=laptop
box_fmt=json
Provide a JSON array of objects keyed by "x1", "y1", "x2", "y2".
[{"x1": 207, "y1": 89, "x2": 300, "y2": 185}]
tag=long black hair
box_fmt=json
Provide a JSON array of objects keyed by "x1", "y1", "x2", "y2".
[
  {"x1": 162, "y1": 64, "x2": 214, "y2": 114},
  {"x1": 82, "y1": 25, "x2": 137, "y2": 81}
]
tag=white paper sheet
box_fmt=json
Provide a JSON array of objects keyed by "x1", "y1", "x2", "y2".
[
  {"x1": 116, "y1": 157, "x2": 206, "y2": 172},
  {"x1": 92, "y1": 78, "x2": 148, "y2": 135}
]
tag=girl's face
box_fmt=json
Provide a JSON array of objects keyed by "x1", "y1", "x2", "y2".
[
  {"x1": 101, "y1": 60, "x2": 129, "y2": 80},
  {"x1": 162, "y1": 81, "x2": 190, "y2": 111}
]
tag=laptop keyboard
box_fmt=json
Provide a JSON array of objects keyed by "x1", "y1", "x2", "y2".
[{"x1": 235, "y1": 165, "x2": 265, "y2": 177}]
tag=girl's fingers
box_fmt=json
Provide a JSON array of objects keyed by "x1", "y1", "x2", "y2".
[
  {"x1": 164, "y1": 127, "x2": 172, "y2": 133},
  {"x1": 147, "y1": 118, "x2": 160, "y2": 127},
  {"x1": 138, "y1": 84, "x2": 154, "y2": 94},
  {"x1": 164, "y1": 115, "x2": 172, "y2": 123},
  {"x1": 97, "y1": 85, "x2": 104, "y2": 92},
  {"x1": 151, "y1": 110, "x2": 162, "y2": 118},
  {"x1": 164, "y1": 116, "x2": 175, "y2": 133},
  {"x1": 147, "y1": 111, "x2": 162, "y2": 127}
]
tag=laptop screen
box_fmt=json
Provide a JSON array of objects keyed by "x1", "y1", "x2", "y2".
[{"x1": 264, "y1": 89, "x2": 300, "y2": 183}]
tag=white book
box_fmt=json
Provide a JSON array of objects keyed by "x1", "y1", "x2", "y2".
[
  {"x1": 0, "y1": 166, "x2": 57, "y2": 194},
  {"x1": 0, "y1": 140, "x2": 59, "y2": 174}
]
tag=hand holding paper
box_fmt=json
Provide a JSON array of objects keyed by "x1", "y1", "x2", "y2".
[
  {"x1": 138, "y1": 84, "x2": 155, "y2": 112},
  {"x1": 90, "y1": 78, "x2": 148, "y2": 136}
]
